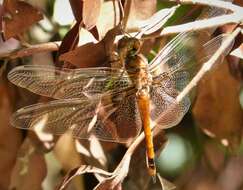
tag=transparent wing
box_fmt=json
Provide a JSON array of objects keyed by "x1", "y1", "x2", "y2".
[
  {"x1": 150, "y1": 32, "x2": 234, "y2": 94},
  {"x1": 8, "y1": 65, "x2": 133, "y2": 99},
  {"x1": 149, "y1": 32, "x2": 195, "y2": 74},
  {"x1": 10, "y1": 91, "x2": 141, "y2": 143},
  {"x1": 149, "y1": 32, "x2": 234, "y2": 128},
  {"x1": 150, "y1": 85, "x2": 190, "y2": 129}
]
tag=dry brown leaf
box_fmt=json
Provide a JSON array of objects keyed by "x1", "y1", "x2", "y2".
[
  {"x1": 157, "y1": 174, "x2": 176, "y2": 190},
  {"x1": 57, "y1": 165, "x2": 111, "y2": 190},
  {"x1": 228, "y1": 42, "x2": 243, "y2": 81},
  {"x1": 57, "y1": 25, "x2": 101, "y2": 67},
  {"x1": 204, "y1": 141, "x2": 225, "y2": 172},
  {"x1": 215, "y1": 21, "x2": 242, "y2": 81},
  {"x1": 76, "y1": 136, "x2": 108, "y2": 169},
  {"x1": 94, "y1": 177, "x2": 122, "y2": 190},
  {"x1": 96, "y1": 1, "x2": 122, "y2": 38},
  {"x1": 89, "y1": 26, "x2": 100, "y2": 41},
  {"x1": 60, "y1": 25, "x2": 121, "y2": 67},
  {"x1": 230, "y1": 43, "x2": 243, "y2": 59},
  {"x1": 0, "y1": 81, "x2": 22, "y2": 189},
  {"x1": 124, "y1": 0, "x2": 157, "y2": 31},
  {"x1": 59, "y1": 40, "x2": 106, "y2": 67},
  {"x1": 10, "y1": 139, "x2": 47, "y2": 190},
  {"x1": 2, "y1": 0, "x2": 43, "y2": 40},
  {"x1": 217, "y1": 156, "x2": 243, "y2": 190},
  {"x1": 57, "y1": 0, "x2": 84, "y2": 66},
  {"x1": 54, "y1": 132, "x2": 83, "y2": 171},
  {"x1": 54, "y1": 132, "x2": 84, "y2": 190},
  {"x1": 59, "y1": 0, "x2": 161, "y2": 68},
  {"x1": 69, "y1": 0, "x2": 83, "y2": 22},
  {"x1": 66, "y1": 0, "x2": 101, "y2": 50},
  {"x1": 82, "y1": 0, "x2": 102, "y2": 30},
  {"x1": 233, "y1": 0, "x2": 243, "y2": 7},
  {"x1": 57, "y1": 22, "x2": 80, "y2": 67},
  {"x1": 69, "y1": 0, "x2": 102, "y2": 28},
  {"x1": 0, "y1": 4, "x2": 3, "y2": 31},
  {"x1": 192, "y1": 63, "x2": 243, "y2": 148}
]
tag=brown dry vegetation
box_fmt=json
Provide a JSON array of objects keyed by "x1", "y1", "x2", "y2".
[{"x1": 0, "y1": 0, "x2": 243, "y2": 190}]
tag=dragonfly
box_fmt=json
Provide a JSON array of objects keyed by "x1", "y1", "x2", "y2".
[{"x1": 7, "y1": 29, "x2": 230, "y2": 179}]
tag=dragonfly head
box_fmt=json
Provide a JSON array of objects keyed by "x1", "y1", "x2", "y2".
[{"x1": 117, "y1": 36, "x2": 141, "y2": 58}]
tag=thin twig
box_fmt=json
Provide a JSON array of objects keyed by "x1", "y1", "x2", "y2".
[
  {"x1": 158, "y1": 13, "x2": 242, "y2": 37},
  {"x1": 114, "y1": 132, "x2": 145, "y2": 174},
  {"x1": 141, "y1": 12, "x2": 242, "y2": 39},
  {"x1": 122, "y1": 0, "x2": 132, "y2": 30},
  {"x1": 0, "y1": 41, "x2": 61, "y2": 59},
  {"x1": 144, "y1": 0, "x2": 243, "y2": 38},
  {"x1": 171, "y1": 0, "x2": 242, "y2": 12}
]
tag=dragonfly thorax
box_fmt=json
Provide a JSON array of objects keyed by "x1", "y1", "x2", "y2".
[{"x1": 125, "y1": 54, "x2": 151, "y2": 91}]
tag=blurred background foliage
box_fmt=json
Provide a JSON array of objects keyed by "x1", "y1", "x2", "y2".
[{"x1": 0, "y1": 0, "x2": 242, "y2": 190}]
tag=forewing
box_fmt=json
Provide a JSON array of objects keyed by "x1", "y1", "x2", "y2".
[
  {"x1": 149, "y1": 32, "x2": 195, "y2": 75},
  {"x1": 150, "y1": 32, "x2": 234, "y2": 94},
  {"x1": 8, "y1": 65, "x2": 133, "y2": 99},
  {"x1": 149, "y1": 32, "x2": 234, "y2": 128},
  {"x1": 10, "y1": 92, "x2": 141, "y2": 143},
  {"x1": 147, "y1": 2, "x2": 232, "y2": 131}
]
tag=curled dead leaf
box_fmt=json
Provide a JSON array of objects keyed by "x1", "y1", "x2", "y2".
[
  {"x1": 0, "y1": 4, "x2": 3, "y2": 31},
  {"x1": 204, "y1": 141, "x2": 225, "y2": 172},
  {"x1": 2, "y1": 0, "x2": 43, "y2": 40},
  {"x1": 10, "y1": 138, "x2": 47, "y2": 190},
  {"x1": 54, "y1": 132, "x2": 85, "y2": 190},
  {"x1": 94, "y1": 177, "x2": 122, "y2": 190},
  {"x1": 57, "y1": 165, "x2": 111, "y2": 190},
  {"x1": 96, "y1": 1, "x2": 122, "y2": 38},
  {"x1": 192, "y1": 63, "x2": 243, "y2": 149},
  {"x1": 59, "y1": 25, "x2": 122, "y2": 67},
  {"x1": 59, "y1": 40, "x2": 106, "y2": 67},
  {"x1": 230, "y1": 43, "x2": 243, "y2": 59},
  {"x1": 123, "y1": 0, "x2": 157, "y2": 31},
  {"x1": 157, "y1": 174, "x2": 176, "y2": 190},
  {"x1": 82, "y1": 0, "x2": 102, "y2": 30},
  {"x1": 0, "y1": 81, "x2": 22, "y2": 189},
  {"x1": 57, "y1": 22, "x2": 80, "y2": 67},
  {"x1": 69, "y1": 0, "x2": 101, "y2": 29},
  {"x1": 75, "y1": 136, "x2": 108, "y2": 169},
  {"x1": 54, "y1": 132, "x2": 83, "y2": 171},
  {"x1": 69, "y1": 0, "x2": 83, "y2": 22}
]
